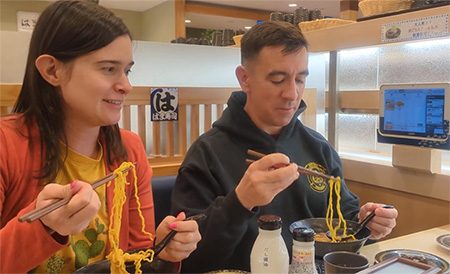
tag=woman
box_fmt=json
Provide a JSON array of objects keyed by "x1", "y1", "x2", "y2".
[{"x1": 0, "y1": 1, "x2": 200, "y2": 273}]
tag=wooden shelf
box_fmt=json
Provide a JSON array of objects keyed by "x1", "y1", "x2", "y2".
[{"x1": 303, "y1": 5, "x2": 450, "y2": 52}]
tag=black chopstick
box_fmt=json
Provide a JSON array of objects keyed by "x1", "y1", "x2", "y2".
[
  {"x1": 152, "y1": 214, "x2": 207, "y2": 257},
  {"x1": 18, "y1": 162, "x2": 137, "y2": 223},
  {"x1": 247, "y1": 150, "x2": 333, "y2": 180}
]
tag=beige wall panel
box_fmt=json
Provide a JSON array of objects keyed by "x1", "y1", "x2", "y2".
[
  {"x1": 142, "y1": 1, "x2": 175, "y2": 43},
  {"x1": 346, "y1": 180, "x2": 450, "y2": 241}
]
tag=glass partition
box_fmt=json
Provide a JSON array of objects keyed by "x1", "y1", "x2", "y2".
[{"x1": 335, "y1": 38, "x2": 450, "y2": 169}]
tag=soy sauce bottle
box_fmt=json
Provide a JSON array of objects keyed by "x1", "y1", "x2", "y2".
[{"x1": 250, "y1": 215, "x2": 289, "y2": 273}]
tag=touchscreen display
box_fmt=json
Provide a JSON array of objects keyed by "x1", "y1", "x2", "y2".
[
  {"x1": 382, "y1": 88, "x2": 445, "y2": 137},
  {"x1": 377, "y1": 83, "x2": 450, "y2": 150}
]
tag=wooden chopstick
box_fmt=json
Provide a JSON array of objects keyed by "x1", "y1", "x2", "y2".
[
  {"x1": 247, "y1": 150, "x2": 333, "y2": 180},
  {"x1": 18, "y1": 162, "x2": 137, "y2": 223}
]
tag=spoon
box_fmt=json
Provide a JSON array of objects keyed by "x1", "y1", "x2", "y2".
[
  {"x1": 153, "y1": 213, "x2": 207, "y2": 256},
  {"x1": 326, "y1": 205, "x2": 394, "y2": 241}
]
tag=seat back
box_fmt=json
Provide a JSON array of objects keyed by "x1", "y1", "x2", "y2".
[{"x1": 151, "y1": 175, "x2": 177, "y2": 226}]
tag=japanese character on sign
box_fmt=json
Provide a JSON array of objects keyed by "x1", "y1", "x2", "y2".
[
  {"x1": 150, "y1": 88, "x2": 179, "y2": 122},
  {"x1": 17, "y1": 11, "x2": 40, "y2": 32}
]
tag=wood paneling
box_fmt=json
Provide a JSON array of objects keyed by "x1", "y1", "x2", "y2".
[
  {"x1": 340, "y1": 0, "x2": 359, "y2": 20},
  {"x1": 185, "y1": 2, "x2": 270, "y2": 21},
  {"x1": 0, "y1": 84, "x2": 317, "y2": 176},
  {"x1": 175, "y1": 0, "x2": 186, "y2": 38},
  {"x1": 346, "y1": 179, "x2": 450, "y2": 240}
]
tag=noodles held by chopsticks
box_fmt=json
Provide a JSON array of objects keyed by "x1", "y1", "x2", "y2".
[
  {"x1": 106, "y1": 162, "x2": 154, "y2": 274},
  {"x1": 325, "y1": 177, "x2": 356, "y2": 242}
]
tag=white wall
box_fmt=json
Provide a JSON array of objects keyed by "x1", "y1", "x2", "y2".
[
  {"x1": 130, "y1": 40, "x2": 240, "y2": 87},
  {"x1": 0, "y1": 31, "x2": 241, "y2": 87}
]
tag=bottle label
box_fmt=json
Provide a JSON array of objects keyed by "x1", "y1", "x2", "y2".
[
  {"x1": 263, "y1": 247, "x2": 269, "y2": 267},
  {"x1": 292, "y1": 251, "x2": 314, "y2": 263},
  {"x1": 251, "y1": 244, "x2": 289, "y2": 273},
  {"x1": 290, "y1": 250, "x2": 317, "y2": 274}
]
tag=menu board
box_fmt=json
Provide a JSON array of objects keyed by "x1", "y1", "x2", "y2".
[{"x1": 381, "y1": 14, "x2": 448, "y2": 43}]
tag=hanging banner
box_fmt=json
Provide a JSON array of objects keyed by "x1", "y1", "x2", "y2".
[{"x1": 150, "y1": 87, "x2": 178, "y2": 122}]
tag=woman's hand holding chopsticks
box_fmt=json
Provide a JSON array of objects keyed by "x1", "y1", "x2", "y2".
[
  {"x1": 236, "y1": 153, "x2": 299, "y2": 210},
  {"x1": 35, "y1": 180, "x2": 101, "y2": 236},
  {"x1": 155, "y1": 212, "x2": 202, "y2": 262}
]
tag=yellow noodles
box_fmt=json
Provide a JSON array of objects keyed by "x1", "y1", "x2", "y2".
[
  {"x1": 106, "y1": 162, "x2": 154, "y2": 274},
  {"x1": 325, "y1": 177, "x2": 356, "y2": 242}
]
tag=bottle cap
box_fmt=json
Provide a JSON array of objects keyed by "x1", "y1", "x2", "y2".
[
  {"x1": 257, "y1": 215, "x2": 282, "y2": 230},
  {"x1": 292, "y1": 227, "x2": 315, "y2": 242}
]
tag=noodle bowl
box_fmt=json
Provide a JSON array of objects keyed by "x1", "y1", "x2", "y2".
[
  {"x1": 289, "y1": 218, "x2": 370, "y2": 257},
  {"x1": 73, "y1": 252, "x2": 178, "y2": 274}
]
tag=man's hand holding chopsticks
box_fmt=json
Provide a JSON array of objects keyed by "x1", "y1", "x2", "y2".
[
  {"x1": 235, "y1": 153, "x2": 299, "y2": 210},
  {"x1": 36, "y1": 180, "x2": 101, "y2": 236}
]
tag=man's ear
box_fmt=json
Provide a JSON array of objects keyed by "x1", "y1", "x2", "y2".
[
  {"x1": 235, "y1": 65, "x2": 251, "y2": 93},
  {"x1": 35, "y1": 54, "x2": 64, "y2": 86}
]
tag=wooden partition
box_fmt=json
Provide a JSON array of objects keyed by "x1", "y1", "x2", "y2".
[
  {"x1": 0, "y1": 84, "x2": 318, "y2": 176},
  {"x1": 124, "y1": 86, "x2": 236, "y2": 176},
  {"x1": 346, "y1": 179, "x2": 450, "y2": 240},
  {"x1": 0, "y1": 84, "x2": 18, "y2": 116}
]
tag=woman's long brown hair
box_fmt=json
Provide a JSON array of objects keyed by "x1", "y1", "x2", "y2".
[{"x1": 13, "y1": 1, "x2": 131, "y2": 183}]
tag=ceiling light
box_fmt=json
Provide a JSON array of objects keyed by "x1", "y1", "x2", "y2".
[
  {"x1": 244, "y1": 26, "x2": 252, "y2": 30},
  {"x1": 288, "y1": 3, "x2": 297, "y2": 7},
  {"x1": 185, "y1": 19, "x2": 191, "y2": 23}
]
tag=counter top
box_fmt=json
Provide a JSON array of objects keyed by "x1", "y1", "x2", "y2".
[{"x1": 360, "y1": 224, "x2": 450, "y2": 265}]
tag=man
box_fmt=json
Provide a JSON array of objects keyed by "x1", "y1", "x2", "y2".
[{"x1": 171, "y1": 21, "x2": 398, "y2": 273}]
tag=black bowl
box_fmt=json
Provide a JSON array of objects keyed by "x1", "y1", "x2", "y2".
[
  {"x1": 73, "y1": 250, "x2": 178, "y2": 274},
  {"x1": 289, "y1": 218, "x2": 371, "y2": 258}
]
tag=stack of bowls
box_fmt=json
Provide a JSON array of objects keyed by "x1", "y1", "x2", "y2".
[
  {"x1": 270, "y1": 11, "x2": 284, "y2": 21},
  {"x1": 212, "y1": 31, "x2": 223, "y2": 46},
  {"x1": 309, "y1": 8, "x2": 323, "y2": 21},
  {"x1": 294, "y1": 7, "x2": 309, "y2": 25},
  {"x1": 222, "y1": 29, "x2": 236, "y2": 46},
  {"x1": 283, "y1": 13, "x2": 294, "y2": 24}
]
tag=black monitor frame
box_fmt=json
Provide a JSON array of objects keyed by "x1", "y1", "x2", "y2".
[{"x1": 377, "y1": 82, "x2": 450, "y2": 150}]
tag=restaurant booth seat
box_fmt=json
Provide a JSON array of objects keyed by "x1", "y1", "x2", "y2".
[{"x1": 151, "y1": 175, "x2": 177, "y2": 226}]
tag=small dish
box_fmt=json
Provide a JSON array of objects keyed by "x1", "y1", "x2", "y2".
[
  {"x1": 375, "y1": 249, "x2": 449, "y2": 272},
  {"x1": 437, "y1": 234, "x2": 450, "y2": 251},
  {"x1": 385, "y1": 26, "x2": 401, "y2": 39}
]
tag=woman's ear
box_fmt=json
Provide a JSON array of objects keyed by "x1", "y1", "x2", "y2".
[
  {"x1": 35, "y1": 54, "x2": 64, "y2": 86},
  {"x1": 235, "y1": 65, "x2": 251, "y2": 93}
]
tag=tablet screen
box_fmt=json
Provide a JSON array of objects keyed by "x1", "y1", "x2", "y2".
[
  {"x1": 382, "y1": 88, "x2": 445, "y2": 137},
  {"x1": 378, "y1": 83, "x2": 449, "y2": 150}
]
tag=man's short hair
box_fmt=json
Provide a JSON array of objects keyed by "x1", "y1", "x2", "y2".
[{"x1": 240, "y1": 21, "x2": 309, "y2": 65}]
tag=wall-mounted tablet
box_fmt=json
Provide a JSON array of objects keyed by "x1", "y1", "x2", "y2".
[{"x1": 377, "y1": 82, "x2": 450, "y2": 150}]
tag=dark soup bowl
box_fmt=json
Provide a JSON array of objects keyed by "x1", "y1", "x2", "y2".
[
  {"x1": 73, "y1": 249, "x2": 178, "y2": 274},
  {"x1": 289, "y1": 218, "x2": 371, "y2": 258}
]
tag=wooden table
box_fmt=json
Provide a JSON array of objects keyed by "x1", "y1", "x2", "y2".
[{"x1": 360, "y1": 224, "x2": 450, "y2": 266}]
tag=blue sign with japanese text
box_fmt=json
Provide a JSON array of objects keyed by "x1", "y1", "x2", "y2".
[{"x1": 150, "y1": 88, "x2": 179, "y2": 121}]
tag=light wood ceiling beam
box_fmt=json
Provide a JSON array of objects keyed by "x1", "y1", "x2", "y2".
[{"x1": 185, "y1": 1, "x2": 270, "y2": 21}]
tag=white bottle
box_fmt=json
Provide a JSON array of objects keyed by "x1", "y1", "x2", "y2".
[
  {"x1": 250, "y1": 215, "x2": 289, "y2": 274},
  {"x1": 290, "y1": 227, "x2": 317, "y2": 274}
]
